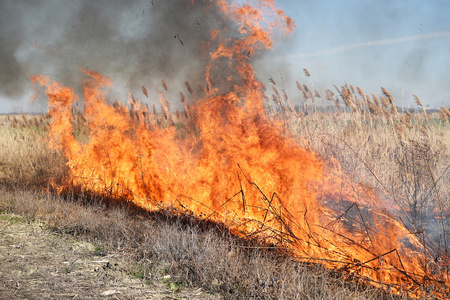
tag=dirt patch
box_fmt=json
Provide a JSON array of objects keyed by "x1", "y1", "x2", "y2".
[{"x1": 0, "y1": 213, "x2": 219, "y2": 299}]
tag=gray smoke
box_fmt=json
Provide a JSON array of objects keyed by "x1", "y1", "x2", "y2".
[{"x1": 0, "y1": 0, "x2": 250, "y2": 112}]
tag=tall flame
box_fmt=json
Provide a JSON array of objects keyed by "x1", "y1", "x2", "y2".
[{"x1": 32, "y1": 0, "x2": 448, "y2": 297}]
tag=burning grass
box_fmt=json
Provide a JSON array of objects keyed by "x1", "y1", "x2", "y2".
[
  {"x1": 21, "y1": 75, "x2": 449, "y2": 298},
  {"x1": 3, "y1": 0, "x2": 450, "y2": 298},
  {"x1": 1, "y1": 91, "x2": 449, "y2": 299}
]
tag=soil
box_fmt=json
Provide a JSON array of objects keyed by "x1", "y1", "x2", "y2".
[{"x1": 0, "y1": 213, "x2": 219, "y2": 300}]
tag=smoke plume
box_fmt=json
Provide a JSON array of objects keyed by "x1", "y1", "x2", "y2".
[{"x1": 0, "y1": 0, "x2": 248, "y2": 111}]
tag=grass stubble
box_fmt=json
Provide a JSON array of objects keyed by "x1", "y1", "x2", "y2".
[{"x1": 0, "y1": 73, "x2": 449, "y2": 299}]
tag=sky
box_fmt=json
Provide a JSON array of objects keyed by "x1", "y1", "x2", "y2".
[
  {"x1": 0, "y1": 0, "x2": 449, "y2": 113},
  {"x1": 268, "y1": 0, "x2": 450, "y2": 109}
]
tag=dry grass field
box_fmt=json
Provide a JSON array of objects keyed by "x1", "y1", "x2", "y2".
[{"x1": 0, "y1": 76, "x2": 449, "y2": 299}]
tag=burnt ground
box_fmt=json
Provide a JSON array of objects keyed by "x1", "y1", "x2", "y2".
[{"x1": 0, "y1": 213, "x2": 219, "y2": 300}]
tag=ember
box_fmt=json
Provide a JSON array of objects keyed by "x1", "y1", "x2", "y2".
[{"x1": 31, "y1": 0, "x2": 449, "y2": 297}]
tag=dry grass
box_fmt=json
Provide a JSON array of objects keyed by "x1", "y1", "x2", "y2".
[
  {"x1": 0, "y1": 124, "x2": 65, "y2": 188},
  {"x1": 0, "y1": 116, "x2": 421, "y2": 299},
  {"x1": 0, "y1": 188, "x2": 411, "y2": 299},
  {"x1": 267, "y1": 76, "x2": 450, "y2": 263},
  {"x1": 268, "y1": 75, "x2": 450, "y2": 276}
]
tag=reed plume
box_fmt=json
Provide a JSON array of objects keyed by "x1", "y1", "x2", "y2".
[
  {"x1": 439, "y1": 107, "x2": 450, "y2": 126},
  {"x1": 372, "y1": 94, "x2": 380, "y2": 107},
  {"x1": 272, "y1": 86, "x2": 282, "y2": 102},
  {"x1": 440, "y1": 106, "x2": 450, "y2": 118},
  {"x1": 325, "y1": 90, "x2": 333, "y2": 102},
  {"x1": 381, "y1": 87, "x2": 394, "y2": 104},
  {"x1": 272, "y1": 94, "x2": 281, "y2": 107},
  {"x1": 142, "y1": 85, "x2": 148, "y2": 98},
  {"x1": 185, "y1": 80, "x2": 193, "y2": 95},
  {"x1": 356, "y1": 86, "x2": 365, "y2": 98},
  {"x1": 162, "y1": 80, "x2": 168, "y2": 91},
  {"x1": 413, "y1": 94, "x2": 423, "y2": 107},
  {"x1": 413, "y1": 94, "x2": 430, "y2": 120},
  {"x1": 303, "y1": 68, "x2": 311, "y2": 77},
  {"x1": 314, "y1": 90, "x2": 321, "y2": 98},
  {"x1": 380, "y1": 96, "x2": 389, "y2": 108},
  {"x1": 165, "y1": 100, "x2": 172, "y2": 111},
  {"x1": 159, "y1": 97, "x2": 168, "y2": 120}
]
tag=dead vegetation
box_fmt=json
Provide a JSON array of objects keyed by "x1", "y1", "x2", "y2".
[
  {"x1": 0, "y1": 129, "x2": 403, "y2": 299},
  {"x1": 0, "y1": 210, "x2": 218, "y2": 300},
  {"x1": 1, "y1": 72, "x2": 449, "y2": 298},
  {"x1": 0, "y1": 187, "x2": 411, "y2": 299},
  {"x1": 266, "y1": 70, "x2": 450, "y2": 254}
]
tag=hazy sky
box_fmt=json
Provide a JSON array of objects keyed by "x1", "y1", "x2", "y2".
[
  {"x1": 0, "y1": 0, "x2": 449, "y2": 113},
  {"x1": 268, "y1": 0, "x2": 450, "y2": 109}
]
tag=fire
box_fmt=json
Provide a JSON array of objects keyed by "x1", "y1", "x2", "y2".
[{"x1": 32, "y1": 0, "x2": 448, "y2": 297}]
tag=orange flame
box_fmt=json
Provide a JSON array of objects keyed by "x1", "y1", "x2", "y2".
[{"x1": 32, "y1": 0, "x2": 448, "y2": 297}]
